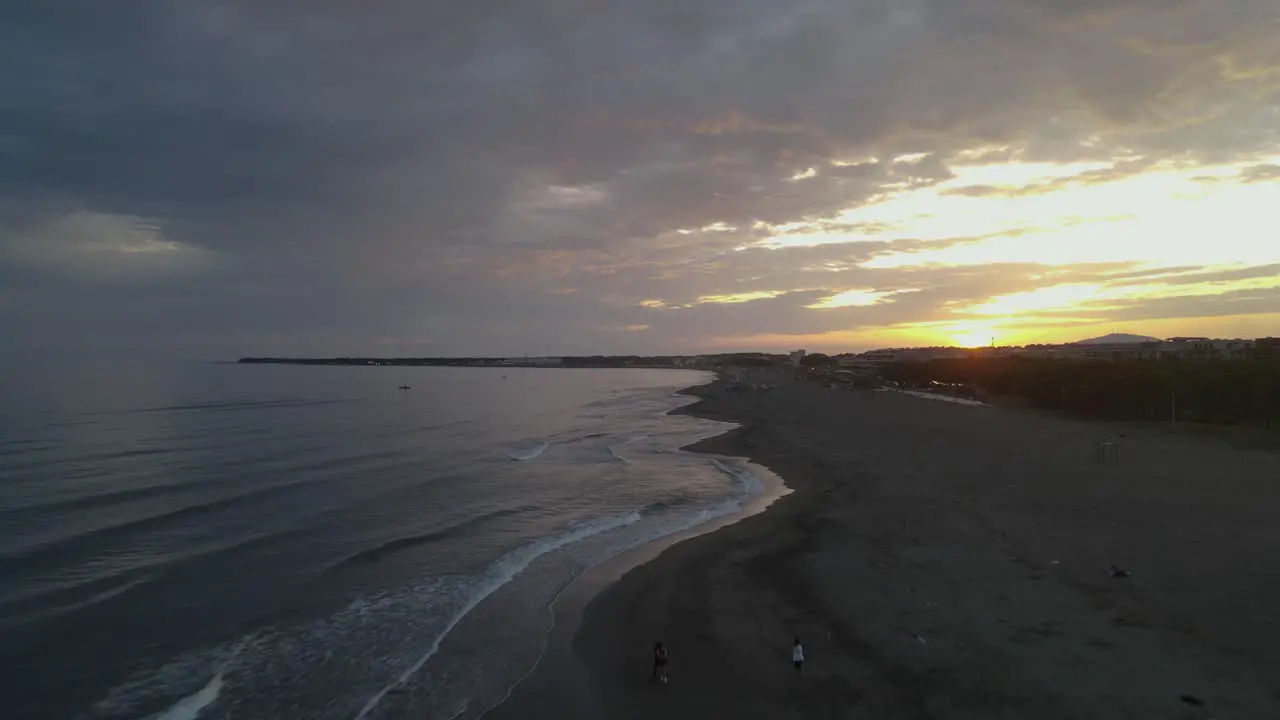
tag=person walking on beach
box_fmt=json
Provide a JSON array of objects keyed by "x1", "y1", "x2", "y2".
[
  {"x1": 653, "y1": 641, "x2": 669, "y2": 683},
  {"x1": 792, "y1": 638, "x2": 805, "y2": 674}
]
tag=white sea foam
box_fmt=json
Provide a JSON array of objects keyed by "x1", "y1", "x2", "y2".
[
  {"x1": 73, "y1": 373, "x2": 764, "y2": 720},
  {"x1": 92, "y1": 454, "x2": 771, "y2": 720},
  {"x1": 89, "y1": 512, "x2": 643, "y2": 720},
  {"x1": 507, "y1": 442, "x2": 549, "y2": 461},
  {"x1": 710, "y1": 458, "x2": 765, "y2": 495},
  {"x1": 353, "y1": 510, "x2": 641, "y2": 720},
  {"x1": 478, "y1": 466, "x2": 769, "y2": 718},
  {"x1": 605, "y1": 435, "x2": 644, "y2": 463},
  {"x1": 146, "y1": 671, "x2": 222, "y2": 720},
  {"x1": 686, "y1": 422, "x2": 738, "y2": 446}
]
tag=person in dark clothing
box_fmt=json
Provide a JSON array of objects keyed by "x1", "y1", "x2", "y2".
[{"x1": 652, "y1": 641, "x2": 669, "y2": 683}]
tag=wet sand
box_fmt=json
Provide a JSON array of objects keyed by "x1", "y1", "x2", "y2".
[{"x1": 492, "y1": 370, "x2": 1280, "y2": 719}]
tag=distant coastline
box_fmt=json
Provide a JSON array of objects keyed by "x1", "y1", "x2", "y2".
[{"x1": 235, "y1": 354, "x2": 772, "y2": 369}]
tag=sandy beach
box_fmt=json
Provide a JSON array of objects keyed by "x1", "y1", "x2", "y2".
[{"x1": 491, "y1": 369, "x2": 1280, "y2": 719}]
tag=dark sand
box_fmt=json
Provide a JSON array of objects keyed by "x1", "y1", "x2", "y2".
[{"x1": 492, "y1": 370, "x2": 1280, "y2": 719}]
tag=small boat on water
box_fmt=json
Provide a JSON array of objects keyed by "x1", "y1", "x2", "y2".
[{"x1": 399, "y1": 385, "x2": 411, "y2": 390}]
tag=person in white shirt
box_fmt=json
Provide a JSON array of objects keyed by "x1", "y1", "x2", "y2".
[{"x1": 792, "y1": 638, "x2": 804, "y2": 673}]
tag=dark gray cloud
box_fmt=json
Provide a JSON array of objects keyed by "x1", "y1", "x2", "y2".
[{"x1": 2, "y1": 0, "x2": 1277, "y2": 355}]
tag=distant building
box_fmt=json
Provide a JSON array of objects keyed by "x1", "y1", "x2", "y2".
[
  {"x1": 789, "y1": 349, "x2": 806, "y2": 366},
  {"x1": 1154, "y1": 338, "x2": 1254, "y2": 361},
  {"x1": 495, "y1": 357, "x2": 562, "y2": 366}
]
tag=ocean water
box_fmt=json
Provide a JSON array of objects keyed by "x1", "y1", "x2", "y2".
[{"x1": 0, "y1": 362, "x2": 763, "y2": 720}]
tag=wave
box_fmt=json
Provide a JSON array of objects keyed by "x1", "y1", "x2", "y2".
[
  {"x1": 507, "y1": 442, "x2": 548, "y2": 461},
  {"x1": 353, "y1": 510, "x2": 641, "y2": 720},
  {"x1": 684, "y1": 423, "x2": 738, "y2": 445},
  {"x1": 0, "y1": 518, "x2": 319, "y2": 613},
  {"x1": 146, "y1": 671, "x2": 223, "y2": 720},
  {"x1": 71, "y1": 446, "x2": 178, "y2": 464},
  {"x1": 0, "y1": 477, "x2": 320, "y2": 570},
  {"x1": 0, "y1": 452, "x2": 413, "y2": 590},
  {"x1": 561, "y1": 432, "x2": 608, "y2": 443},
  {"x1": 0, "y1": 574, "x2": 152, "y2": 631},
  {"x1": 0, "y1": 478, "x2": 216, "y2": 521},
  {"x1": 617, "y1": 460, "x2": 762, "y2": 536},
  {"x1": 710, "y1": 458, "x2": 765, "y2": 495},
  {"x1": 515, "y1": 432, "x2": 646, "y2": 464},
  {"x1": 0, "y1": 436, "x2": 61, "y2": 449},
  {"x1": 639, "y1": 491, "x2": 700, "y2": 515},
  {"x1": 139, "y1": 398, "x2": 359, "y2": 414},
  {"x1": 580, "y1": 396, "x2": 637, "y2": 410},
  {"x1": 81, "y1": 468, "x2": 769, "y2": 719},
  {"x1": 605, "y1": 435, "x2": 646, "y2": 464},
  {"x1": 328, "y1": 507, "x2": 532, "y2": 570},
  {"x1": 280, "y1": 446, "x2": 405, "y2": 475}
]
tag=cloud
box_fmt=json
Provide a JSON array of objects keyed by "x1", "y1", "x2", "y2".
[
  {"x1": 1, "y1": 1, "x2": 1278, "y2": 354},
  {"x1": 2, "y1": 210, "x2": 210, "y2": 281},
  {"x1": 1240, "y1": 164, "x2": 1280, "y2": 182}
]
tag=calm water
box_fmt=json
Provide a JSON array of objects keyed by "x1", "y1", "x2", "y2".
[{"x1": 0, "y1": 363, "x2": 762, "y2": 719}]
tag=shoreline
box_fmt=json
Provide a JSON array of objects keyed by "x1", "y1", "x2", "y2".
[
  {"x1": 479, "y1": 371, "x2": 791, "y2": 719},
  {"x1": 502, "y1": 366, "x2": 1280, "y2": 719}
]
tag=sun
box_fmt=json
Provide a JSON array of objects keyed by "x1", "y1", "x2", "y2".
[
  {"x1": 951, "y1": 328, "x2": 995, "y2": 348},
  {"x1": 944, "y1": 320, "x2": 1004, "y2": 347}
]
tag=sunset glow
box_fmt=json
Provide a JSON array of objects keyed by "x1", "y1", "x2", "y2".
[
  {"x1": 5, "y1": 1, "x2": 1278, "y2": 356},
  {"x1": 726, "y1": 152, "x2": 1280, "y2": 348}
]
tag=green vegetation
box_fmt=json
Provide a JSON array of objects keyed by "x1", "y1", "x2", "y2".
[
  {"x1": 880, "y1": 358, "x2": 1280, "y2": 428},
  {"x1": 800, "y1": 352, "x2": 835, "y2": 367}
]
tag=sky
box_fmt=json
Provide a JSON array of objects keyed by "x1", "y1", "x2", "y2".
[{"x1": 2, "y1": 1, "x2": 1279, "y2": 357}]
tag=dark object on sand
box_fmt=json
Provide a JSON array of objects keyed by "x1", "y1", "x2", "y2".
[
  {"x1": 1179, "y1": 694, "x2": 1205, "y2": 706},
  {"x1": 1109, "y1": 565, "x2": 1131, "y2": 578}
]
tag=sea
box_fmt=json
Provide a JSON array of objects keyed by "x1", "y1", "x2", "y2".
[{"x1": 0, "y1": 362, "x2": 766, "y2": 720}]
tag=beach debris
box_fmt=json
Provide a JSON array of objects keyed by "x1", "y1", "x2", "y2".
[
  {"x1": 1109, "y1": 564, "x2": 1131, "y2": 579},
  {"x1": 1179, "y1": 694, "x2": 1205, "y2": 707},
  {"x1": 913, "y1": 633, "x2": 928, "y2": 647}
]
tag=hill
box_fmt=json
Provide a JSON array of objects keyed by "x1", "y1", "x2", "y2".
[{"x1": 1072, "y1": 333, "x2": 1160, "y2": 345}]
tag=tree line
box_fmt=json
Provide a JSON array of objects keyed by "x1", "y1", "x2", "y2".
[{"x1": 879, "y1": 357, "x2": 1280, "y2": 428}]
